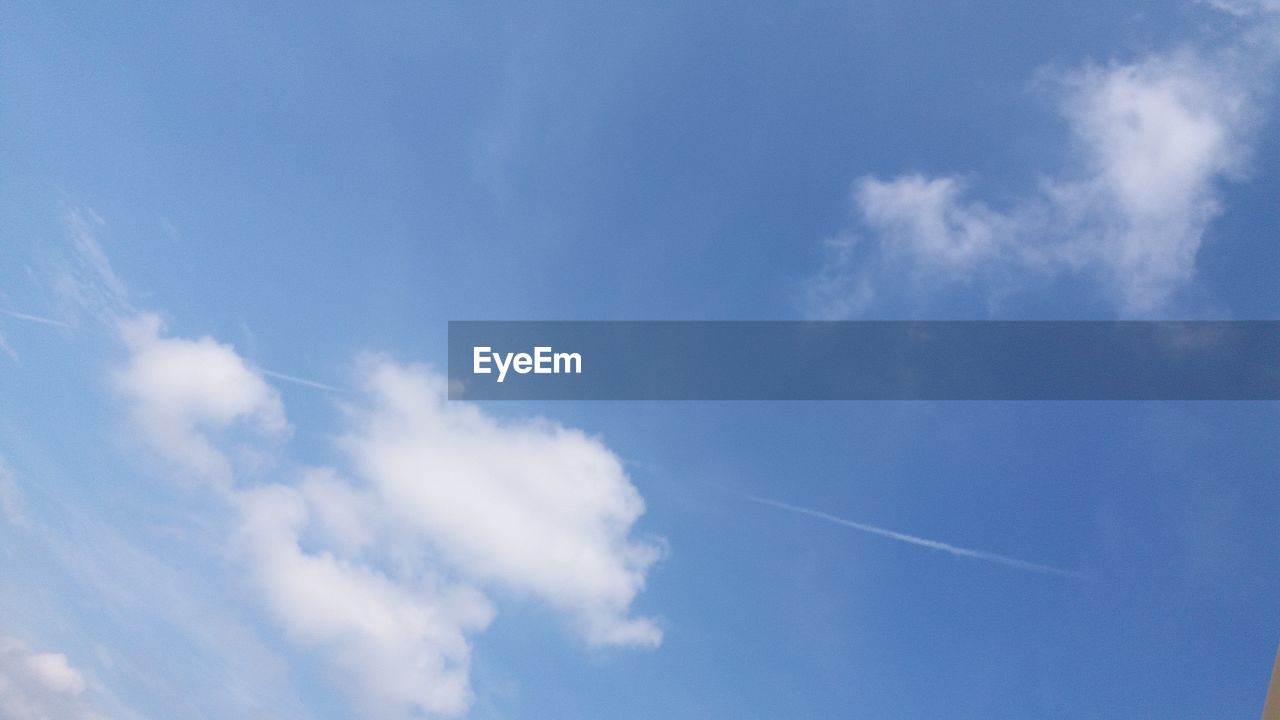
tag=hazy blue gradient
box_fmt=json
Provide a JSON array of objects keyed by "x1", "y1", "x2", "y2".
[{"x1": 1, "y1": 2, "x2": 1277, "y2": 719}]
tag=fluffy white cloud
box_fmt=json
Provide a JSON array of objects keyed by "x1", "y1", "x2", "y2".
[
  {"x1": 110, "y1": 316, "x2": 663, "y2": 718},
  {"x1": 114, "y1": 313, "x2": 286, "y2": 484},
  {"x1": 1046, "y1": 49, "x2": 1254, "y2": 312},
  {"x1": 341, "y1": 358, "x2": 664, "y2": 648},
  {"x1": 0, "y1": 637, "x2": 102, "y2": 720},
  {"x1": 235, "y1": 484, "x2": 493, "y2": 719},
  {"x1": 807, "y1": 14, "x2": 1277, "y2": 317},
  {"x1": 297, "y1": 467, "x2": 379, "y2": 555},
  {"x1": 227, "y1": 360, "x2": 662, "y2": 717}
]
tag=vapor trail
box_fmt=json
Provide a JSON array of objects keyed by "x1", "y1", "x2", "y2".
[
  {"x1": 258, "y1": 368, "x2": 342, "y2": 393},
  {"x1": 0, "y1": 309, "x2": 70, "y2": 328},
  {"x1": 747, "y1": 494, "x2": 1092, "y2": 582}
]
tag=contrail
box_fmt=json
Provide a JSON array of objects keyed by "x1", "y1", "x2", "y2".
[
  {"x1": 747, "y1": 494, "x2": 1093, "y2": 582},
  {"x1": 258, "y1": 368, "x2": 343, "y2": 393},
  {"x1": 0, "y1": 309, "x2": 70, "y2": 328}
]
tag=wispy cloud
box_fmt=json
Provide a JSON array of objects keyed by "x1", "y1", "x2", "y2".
[
  {"x1": 747, "y1": 495, "x2": 1093, "y2": 582},
  {"x1": 0, "y1": 460, "x2": 28, "y2": 528},
  {"x1": 50, "y1": 206, "x2": 133, "y2": 326},
  {"x1": 0, "y1": 333, "x2": 18, "y2": 365}
]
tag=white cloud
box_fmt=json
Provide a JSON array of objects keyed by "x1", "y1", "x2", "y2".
[
  {"x1": 807, "y1": 13, "x2": 1278, "y2": 317},
  {"x1": 109, "y1": 314, "x2": 663, "y2": 717},
  {"x1": 855, "y1": 175, "x2": 1010, "y2": 275},
  {"x1": 341, "y1": 359, "x2": 664, "y2": 648},
  {"x1": 297, "y1": 467, "x2": 378, "y2": 554},
  {"x1": 235, "y1": 484, "x2": 493, "y2": 719},
  {"x1": 0, "y1": 637, "x2": 102, "y2": 720},
  {"x1": 114, "y1": 313, "x2": 287, "y2": 485},
  {"x1": 1046, "y1": 48, "x2": 1255, "y2": 313},
  {"x1": 53, "y1": 189, "x2": 661, "y2": 718}
]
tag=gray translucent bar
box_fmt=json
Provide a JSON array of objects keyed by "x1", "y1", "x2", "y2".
[{"x1": 447, "y1": 321, "x2": 1280, "y2": 401}]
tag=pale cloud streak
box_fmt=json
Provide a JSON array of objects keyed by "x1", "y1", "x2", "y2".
[
  {"x1": 0, "y1": 460, "x2": 28, "y2": 528},
  {"x1": 256, "y1": 367, "x2": 344, "y2": 393},
  {"x1": 1204, "y1": 0, "x2": 1280, "y2": 14},
  {"x1": 52, "y1": 206, "x2": 132, "y2": 325},
  {"x1": 0, "y1": 309, "x2": 71, "y2": 328},
  {"x1": 0, "y1": 332, "x2": 17, "y2": 365}
]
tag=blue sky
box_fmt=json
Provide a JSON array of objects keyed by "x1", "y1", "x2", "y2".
[{"x1": 1, "y1": 1, "x2": 1278, "y2": 718}]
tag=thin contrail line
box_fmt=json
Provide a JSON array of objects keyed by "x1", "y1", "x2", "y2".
[
  {"x1": 258, "y1": 368, "x2": 342, "y2": 393},
  {"x1": 0, "y1": 309, "x2": 70, "y2": 328},
  {"x1": 747, "y1": 494, "x2": 1093, "y2": 582}
]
